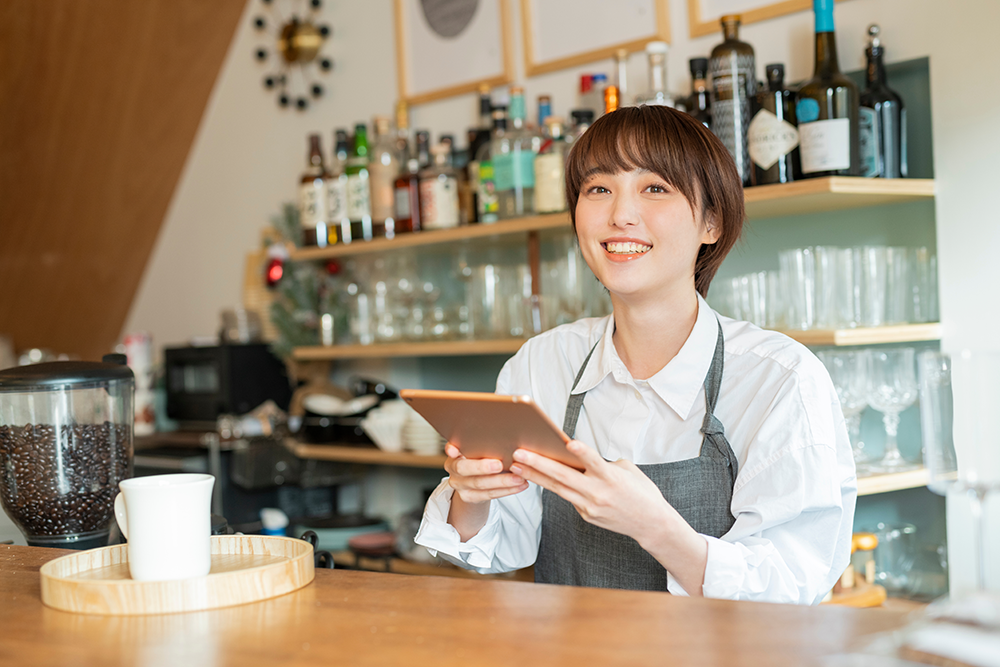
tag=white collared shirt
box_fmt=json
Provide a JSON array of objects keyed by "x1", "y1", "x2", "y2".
[{"x1": 415, "y1": 294, "x2": 857, "y2": 604}]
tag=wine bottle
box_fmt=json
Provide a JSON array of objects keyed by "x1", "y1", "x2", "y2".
[
  {"x1": 299, "y1": 134, "x2": 332, "y2": 247},
  {"x1": 860, "y1": 25, "x2": 907, "y2": 178},
  {"x1": 709, "y1": 15, "x2": 755, "y2": 186},
  {"x1": 795, "y1": 0, "x2": 860, "y2": 177},
  {"x1": 684, "y1": 58, "x2": 711, "y2": 127},
  {"x1": 748, "y1": 64, "x2": 802, "y2": 186},
  {"x1": 345, "y1": 123, "x2": 373, "y2": 242}
]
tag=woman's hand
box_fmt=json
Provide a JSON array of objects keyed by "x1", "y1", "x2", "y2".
[
  {"x1": 444, "y1": 443, "x2": 529, "y2": 504},
  {"x1": 445, "y1": 443, "x2": 529, "y2": 543}
]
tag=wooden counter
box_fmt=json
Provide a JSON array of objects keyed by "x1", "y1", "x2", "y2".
[{"x1": 0, "y1": 544, "x2": 909, "y2": 667}]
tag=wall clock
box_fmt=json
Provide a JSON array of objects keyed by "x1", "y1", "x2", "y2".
[{"x1": 253, "y1": 0, "x2": 334, "y2": 110}]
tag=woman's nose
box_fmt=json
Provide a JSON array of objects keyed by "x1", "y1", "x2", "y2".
[{"x1": 609, "y1": 192, "x2": 639, "y2": 228}]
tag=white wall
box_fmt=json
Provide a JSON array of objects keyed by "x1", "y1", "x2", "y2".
[{"x1": 121, "y1": 0, "x2": 1000, "y2": 591}]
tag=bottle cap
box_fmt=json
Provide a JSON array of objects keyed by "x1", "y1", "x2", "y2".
[
  {"x1": 373, "y1": 115, "x2": 391, "y2": 135},
  {"x1": 689, "y1": 57, "x2": 709, "y2": 75},
  {"x1": 478, "y1": 83, "x2": 491, "y2": 95},
  {"x1": 616, "y1": 48, "x2": 629, "y2": 60},
  {"x1": 720, "y1": 14, "x2": 741, "y2": 24},
  {"x1": 510, "y1": 86, "x2": 524, "y2": 95},
  {"x1": 645, "y1": 41, "x2": 669, "y2": 54},
  {"x1": 868, "y1": 24, "x2": 881, "y2": 49}
]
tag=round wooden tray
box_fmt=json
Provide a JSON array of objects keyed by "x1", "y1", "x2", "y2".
[{"x1": 40, "y1": 535, "x2": 315, "y2": 615}]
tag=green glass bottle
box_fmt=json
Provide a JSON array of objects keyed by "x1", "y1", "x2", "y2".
[{"x1": 345, "y1": 123, "x2": 372, "y2": 242}]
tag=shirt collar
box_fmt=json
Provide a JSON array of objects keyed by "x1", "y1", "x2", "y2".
[{"x1": 569, "y1": 294, "x2": 720, "y2": 421}]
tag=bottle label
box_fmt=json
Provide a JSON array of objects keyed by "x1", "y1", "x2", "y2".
[
  {"x1": 534, "y1": 152, "x2": 566, "y2": 212},
  {"x1": 858, "y1": 106, "x2": 881, "y2": 178},
  {"x1": 419, "y1": 174, "x2": 459, "y2": 229},
  {"x1": 346, "y1": 171, "x2": 371, "y2": 220},
  {"x1": 477, "y1": 161, "x2": 498, "y2": 218},
  {"x1": 798, "y1": 118, "x2": 851, "y2": 174},
  {"x1": 393, "y1": 185, "x2": 411, "y2": 219},
  {"x1": 299, "y1": 180, "x2": 327, "y2": 229},
  {"x1": 493, "y1": 150, "x2": 536, "y2": 191},
  {"x1": 326, "y1": 176, "x2": 348, "y2": 222},
  {"x1": 368, "y1": 157, "x2": 397, "y2": 221},
  {"x1": 748, "y1": 109, "x2": 800, "y2": 170}
]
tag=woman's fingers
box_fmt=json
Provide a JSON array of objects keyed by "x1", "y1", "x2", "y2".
[{"x1": 510, "y1": 461, "x2": 589, "y2": 509}]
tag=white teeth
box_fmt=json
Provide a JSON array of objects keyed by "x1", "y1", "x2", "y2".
[{"x1": 605, "y1": 241, "x2": 651, "y2": 255}]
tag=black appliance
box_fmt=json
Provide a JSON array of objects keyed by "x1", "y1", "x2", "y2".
[{"x1": 165, "y1": 343, "x2": 292, "y2": 424}]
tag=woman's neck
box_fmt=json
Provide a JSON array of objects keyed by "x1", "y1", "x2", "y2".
[{"x1": 610, "y1": 287, "x2": 700, "y2": 381}]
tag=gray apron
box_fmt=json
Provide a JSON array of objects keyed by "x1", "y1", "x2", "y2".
[{"x1": 535, "y1": 320, "x2": 738, "y2": 591}]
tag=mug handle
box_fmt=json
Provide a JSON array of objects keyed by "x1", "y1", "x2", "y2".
[{"x1": 114, "y1": 492, "x2": 129, "y2": 540}]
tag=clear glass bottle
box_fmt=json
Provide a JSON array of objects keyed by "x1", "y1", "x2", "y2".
[
  {"x1": 860, "y1": 25, "x2": 906, "y2": 178},
  {"x1": 327, "y1": 129, "x2": 350, "y2": 244},
  {"x1": 709, "y1": 14, "x2": 756, "y2": 186},
  {"x1": 474, "y1": 107, "x2": 506, "y2": 224},
  {"x1": 749, "y1": 64, "x2": 802, "y2": 186},
  {"x1": 636, "y1": 42, "x2": 674, "y2": 107},
  {"x1": 368, "y1": 116, "x2": 399, "y2": 238},
  {"x1": 345, "y1": 123, "x2": 373, "y2": 242},
  {"x1": 419, "y1": 144, "x2": 460, "y2": 229},
  {"x1": 567, "y1": 109, "x2": 595, "y2": 145},
  {"x1": 496, "y1": 88, "x2": 540, "y2": 220},
  {"x1": 299, "y1": 134, "x2": 332, "y2": 247},
  {"x1": 795, "y1": 0, "x2": 860, "y2": 177},
  {"x1": 534, "y1": 117, "x2": 570, "y2": 213},
  {"x1": 683, "y1": 58, "x2": 711, "y2": 127}
]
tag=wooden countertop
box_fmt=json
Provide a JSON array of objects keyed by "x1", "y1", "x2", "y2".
[{"x1": 1, "y1": 544, "x2": 910, "y2": 667}]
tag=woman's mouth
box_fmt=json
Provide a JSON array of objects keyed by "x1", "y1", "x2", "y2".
[{"x1": 603, "y1": 241, "x2": 652, "y2": 256}]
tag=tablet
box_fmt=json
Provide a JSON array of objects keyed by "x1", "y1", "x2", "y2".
[{"x1": 399, "y1": 389, "x2": 584, "y2": 471}]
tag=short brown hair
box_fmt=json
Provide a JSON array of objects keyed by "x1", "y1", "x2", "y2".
[{"x1": 565, "y1": 105, "x2": 745, "y2": 297}]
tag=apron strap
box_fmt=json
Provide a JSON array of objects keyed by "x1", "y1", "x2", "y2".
[
  {"x1": 699, "y1": 320, "x2": 738, "y2": 474},
  {"x1": 562, "y1": 340, "x2": 600, "y2": 439}
]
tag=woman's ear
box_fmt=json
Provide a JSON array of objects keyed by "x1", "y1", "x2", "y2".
[{"x1": 701, "y1": 211, "x2": 722, "y2": 245}]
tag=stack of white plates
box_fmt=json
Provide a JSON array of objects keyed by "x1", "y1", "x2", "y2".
[
  {"x1": 402, "y1": 411, "x2": 445, "y2": 456},
  {"x1": 359, "y1": 400, "x2": 410, "y2": 453}
]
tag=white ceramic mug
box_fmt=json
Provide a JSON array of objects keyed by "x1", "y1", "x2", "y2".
[{"x1": 114, "y1": 473, "x2": 215, "y2": 581}]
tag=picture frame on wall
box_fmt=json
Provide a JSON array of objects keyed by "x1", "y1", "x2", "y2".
[
  {"x1": 394, "y1": 0, "x2": 514, "y2": 106},
  {"x1": 687, "y1": 0, "x2": 849, "y2": 39},
  {"x1": 520, "y1": 0, "x2": 670, "y2": 78}
]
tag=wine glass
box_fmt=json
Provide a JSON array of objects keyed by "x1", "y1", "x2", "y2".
[
  {"x1": 918, "y1": 350, "x2": 1000, "y2": 592},
  {"x1": 817, "y1": 349, "x2": 873, "y2": 471},
  {"x1": 866, "y1": 347, "x2": 920, "y2": 473}
]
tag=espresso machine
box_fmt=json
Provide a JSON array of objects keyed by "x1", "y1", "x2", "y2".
[{"x1": 0, "y1": 359, "x2": 134, "y2": 549}]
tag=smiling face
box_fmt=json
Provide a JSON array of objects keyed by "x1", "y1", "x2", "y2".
[
  {"x1": 564, "y1": 106, "x2": 745, "y2": 298},
  {"x1": 575, "y1": 168, "x2": 720, "y2": 305}
]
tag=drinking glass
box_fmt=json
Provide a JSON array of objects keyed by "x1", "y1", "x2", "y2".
[
  {"x1": 918, "y1": 350, "x2": 1000, "y2": 591},
  {"x1": 910, "y1": 248, "x2": 939, "y2": 324},
  {"x1": 885, "y1": 247, "x2": 912, "y2": 325},
  {"x1": 814, "y1": 247, "x2": 855, "y2": 329},
  {"x1": 856, "y1": 246, "x2": 888, "y2": 327},
  {"x1": 817, "y1": 349, "x2": 872, "y2": 470},
  {"x1": 779, "y1": 248, "x2": 816, "y2": 330},
  {"x1": 866, "y1": 347, "x2": 920, "y2": 473}
]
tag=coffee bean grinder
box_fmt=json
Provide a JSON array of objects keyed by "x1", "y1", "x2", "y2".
[{"x1": 0, "y1": 359, "x2": 134, "y2": 549}]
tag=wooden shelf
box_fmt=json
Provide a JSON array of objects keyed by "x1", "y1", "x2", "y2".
[
  {"x1": 857, "y1": 467, "x2": 929, "y2": 496},
  {"x1": 291, "y1": 324, "x2": 939, "y2": 361},
  {"x1": 287, "y1": 178, "x2": 935, "y2": 262},
  {"x1": 288, "y1": 212, "x2": 569, "y2": 261},
  {"x1": 288, "y1": 439, "x2": 446, "y2": 468},
  {"x1": 780, "y1": 323, "x2": 942, "y2": 347},
  {"x1": 293, "y1": 338, "x2": 527, "y2": 360},
  {"x1": 744, "y1": 177, "x2": 936, "y2": 219}
]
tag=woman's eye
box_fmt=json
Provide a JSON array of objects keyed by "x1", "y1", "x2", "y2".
[
  {"x1": 587, "y1": 185, "x2": 610, "y2": 194},
  {"x1": 645, "y1": 184, "x2": 669, "y2": 194}
]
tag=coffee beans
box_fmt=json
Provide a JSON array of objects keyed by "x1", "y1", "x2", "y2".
[{"x1": 0, "y1": 422, "x2": 131, "y2": 537}]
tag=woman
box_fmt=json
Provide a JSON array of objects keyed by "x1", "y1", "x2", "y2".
[{"x1": 415, "y1": 105, "x2": 856, "y2": 604}]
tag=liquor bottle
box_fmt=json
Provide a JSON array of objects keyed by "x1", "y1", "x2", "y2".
[
  {"x1": 584, "y1": 73, "x2": 607, "y2": 119},
  {"x1": 496, "y1": 88, "x2": 540, "y2": 220},
  {"x1": 614, "y1": 49, "x2": 629, "y2": 107},
  {"x1": 534, "y1": 117, "x2": 570, "y2": 213},
  {"x1": 345, "y1": 123, "x2": 373, "y2": 242},
  {"x1": 395, "y1": 100, "x2": 412, "y2": 164},
  {"x1": 474, "y1": 107, "x2": 506, "y2": 224},
  {"x1": 860, "y1": 25, "x2": 906, "y2": 178},
  {"x1": 683, "y1": 58, "x2": 711, "y2": 127},
  {"x1": 567, "y1": 109, "x2": 594, "y2": 145},
  {"x1": 393, "y1": 156, "x2": 421, "y2": 234},
  {"x1": 636, "y1": 41, "x2": 673, "y2": 107},
  {"x1": 795, "y1": 0, "x2": 860, "y2": 177},
  {"x1": 748, "y1": 64, "x2": 802, "y2": 186},
  {"x1": 300, "y1": 134, "x2": 332, "y2": 247},
  {"x1": 709, "y1": 15, "x2": 756, "y2": 186},
  {"x1": 537, "y1": 95, "x2": 553, "y2": 129},
  {"x1": 467, "y1": 92, "x2": 493, "y2": 224},
  {"x1": 419, "y1": 144, "x2": 460, "y2": 229},
  {"x1": 414, "y1": 130, "x2": 431, "y2": 170},
  {"x1": 368, "y1": 116, "x2": 399, "y2": 238},
  {"x1": 327, "y1": 129, "x2": 350, "y2": 244}
]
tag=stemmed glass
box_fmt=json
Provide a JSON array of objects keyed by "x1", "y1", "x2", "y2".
[
  {"x1": 866, "y1": 347, "x2": 921, "y2": 473},
  {"x1": 918, "y1": 350, "x2": 1000, "y2": 592},
  {"x1": 817, "y1": 349, "x2": 873, "y2": 471}
]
